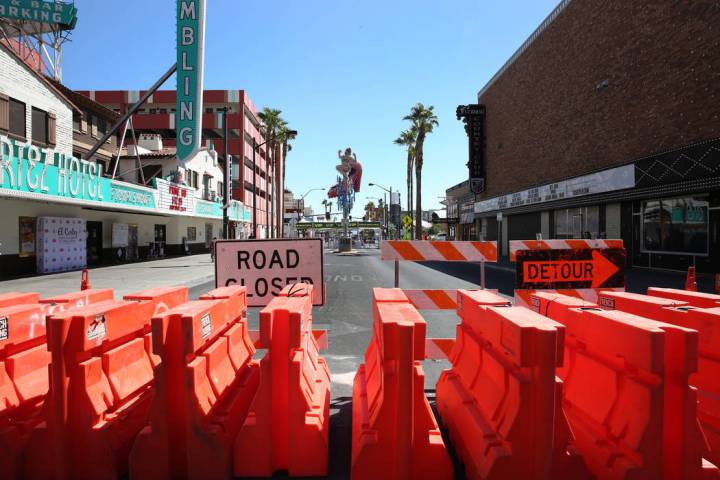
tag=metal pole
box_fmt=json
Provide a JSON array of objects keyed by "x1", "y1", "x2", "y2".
[
  {"x1": 384, "y1": 193, "x2": 388, "y2": 240},
  {"x1": 252, "y1": 138, "x2": 257, "y2": 239},
  {"x1": 222, "y1": 108, "x2": 229, "y2": 239},
  {"x1": 394, "y1": 259, "x2": 399, "y2": 288},
  {"x1": 480, "y1": 261, "x2": 486, "y2": 289}
]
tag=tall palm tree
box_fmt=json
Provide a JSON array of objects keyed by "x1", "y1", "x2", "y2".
[
  {"x1": 393, "y1": 127, "x2": 417, "y2": 238},
  {"x1": 403, "y1": 103, "x2": 439, "y2": 239},
  {"x1": 364, "y1": 201, "x2": 376, "y2": 221},
  {"x1": 258, "y1": 108, "x2": 287, "y2": 238}
]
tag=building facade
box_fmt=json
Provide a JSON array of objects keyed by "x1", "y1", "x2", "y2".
[
  {"x1": 0, "y1": 43, "x2": 247, "y2": 277},
  {"x1": 470, "y1": 0, "x2": 720, "y2": 272},
  {"x1": 81, "y1": 89, "x2": 284, "y2": 239}
]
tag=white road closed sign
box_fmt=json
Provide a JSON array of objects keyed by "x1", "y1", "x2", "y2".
[{"x1": 215, "y1": 238, "x2": 325, "y2": 307}]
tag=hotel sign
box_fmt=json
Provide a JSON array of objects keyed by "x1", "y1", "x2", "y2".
[
  {"x1": 0, "y1": 0, "x2": 77, "y2": 28},
  {"x1": 176, "y1": 0, "x2": 206, "y2": 162}
]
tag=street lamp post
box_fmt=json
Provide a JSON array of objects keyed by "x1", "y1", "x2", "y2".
[
  {"x1": 222, "y1": 107, "x2": 230, "y2": 240},
  {"x1": 369, "y1": 182, "x2": 395, "y2": 239}
]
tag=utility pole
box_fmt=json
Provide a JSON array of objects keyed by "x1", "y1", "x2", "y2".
[
  {"x1": 222, "y1": 107, "x2": 230, "y2": 239},
  {"x1": 252, "y1": 137, "x2": 257, "y2": 239}
]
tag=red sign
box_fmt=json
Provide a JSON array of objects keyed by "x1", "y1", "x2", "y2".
[
  {"x1": 516, "y1": 248, "x2": 625, "y2": 290},
  {"x1": 214, "y1": 238, "x2": 325, "y2": 307}
]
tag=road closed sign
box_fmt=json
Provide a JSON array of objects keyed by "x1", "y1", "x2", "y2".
[
  {"x1": 215, "y1": 238, "x2": 324, "y2": 307},
  {"x1": 515, "y1": 248, "x2": 625, "y2": 290}
]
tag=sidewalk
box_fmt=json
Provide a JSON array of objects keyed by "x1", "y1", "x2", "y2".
[{"x1": 0, "y1": 254, "x2": 216, "y2": 298}]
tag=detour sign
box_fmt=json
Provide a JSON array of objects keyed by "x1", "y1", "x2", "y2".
[
  {"x1": 515, "y1": 248, "x2": 625, "y2": 290},
  {"x1": 215, "y1": 238, "x2": 324, "y2": 307}
]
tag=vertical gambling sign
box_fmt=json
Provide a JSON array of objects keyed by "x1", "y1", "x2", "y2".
[{"x1": 215, "y1": 238, "x2": 325, "y2": 307}]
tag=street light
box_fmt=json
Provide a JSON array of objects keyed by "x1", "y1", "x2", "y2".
[
  {"x1": 251, "y1": 129, "x2": 299, "y2": 239},
  {"x1": 369, "y1": 182, "x2": 395, "y2": 239},
  {"x1": 301, "y1": 187, "x2": 325, "y2": 199}
]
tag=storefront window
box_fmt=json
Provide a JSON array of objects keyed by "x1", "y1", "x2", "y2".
[
  {"x1": 554, "y1": 206, "x2": 599, "y2": 239},
  {"x1": 642, "y1": 196, "x2": 708, "y2": 254}
]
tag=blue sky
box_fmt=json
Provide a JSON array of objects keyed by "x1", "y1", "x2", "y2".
[{"x1": 63, "y1": 0, "x2": 558, "y2": 217}]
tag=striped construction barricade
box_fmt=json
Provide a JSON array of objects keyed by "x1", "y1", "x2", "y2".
[
  {"x1": 24, "y1": 287, "x2": 187, "y2": 480},
  {"x1": 532, "y1": 292, "x2": 716, "y2": 479},
  {"x1": 352, "y1": 288, "x2": 452, "y2": 480}
]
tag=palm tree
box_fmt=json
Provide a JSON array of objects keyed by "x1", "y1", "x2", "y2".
[
  {"x1": 278, "y1": 126, "x2": 297, "y2": 192},
  {"x1": 393, "y1": 127, "x2": 417, "y2": 238},
  {"x1": 258, "y1": 108, "x2": 287, "y2": 238},
  {"x1": 403, "y1": 103, "x2": 439, "y2": 239},
  {"x1": 364, "y1": 201, "x2": 376, "y2": 221}
]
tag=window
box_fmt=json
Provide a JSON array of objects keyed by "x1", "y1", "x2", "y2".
[
  {"x1": 97, "y1": 116, "x2": 107, "y2": 136},
  {"x1": 642, "y1": 196, "x2": 708, "y2": 255},
  {"x1": 32, "y1": 107, "x2": 48, "y2": 145},
  {"x1": 149, "y1": 108, "x2": 157, "y2": 114},
  {"x1": 554, "y1": 206, "x2": 599, "y2": 239},
  {"x1": 205, "y1": 107, "x2": 213, "y2": 114},
  {"x1": 73, "y1": 112, "x2": 82, "y2": 131},
  {"x1": 9, "y1": 98, "x2": 26, "y2": 138},
  {"x1": 159, "y1": 108, "x2": 167, "y2": 114},
  {"x1": 187, "y1": 226, "x2": 197, "y2": 241}
]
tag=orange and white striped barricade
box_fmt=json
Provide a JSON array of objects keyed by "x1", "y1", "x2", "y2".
[
  {"x1": 510, "y1": 239, "x2": 626, "y2": 308},
  {"x1": 381, "y1": 240, "x2": 498, "y2": 288}
]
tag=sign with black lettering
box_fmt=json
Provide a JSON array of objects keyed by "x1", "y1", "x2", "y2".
[
  {"x1": 456, "y1": 103, "x2": 486, "y2": 194},
  {"x1": 515, "y1": 248, "x2": 626, "y2": 290},
  {"x1": 215, "y1": 238, "x2": 324, "y2": 307},
  {"x1": 0, "y1": 316, "x2": 7, "y2": 341}
]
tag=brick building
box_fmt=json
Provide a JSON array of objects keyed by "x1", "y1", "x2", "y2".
[
  {"x1": 81, "y1": 89, "x2": 283, "y2": 239},
  {"x1": 470, "y1": 0, "x2": 720, "y2": 272}
]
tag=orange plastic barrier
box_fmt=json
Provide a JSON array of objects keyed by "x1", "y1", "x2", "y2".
[
  {"x1": 535, "y1": 299, "x2": 709, "y2": 479},
  {"x1": 598, "y1": 290, "x2": 688, "y2": 315},
  {"x1": 24, "y1": 286, "x2": 187, "y2": 480},
  {"x1": 687, "y1": 266, "x2": 699, "y2": 291},
  {"x1": 0, "y1": 292, "x2": 40, "y2": 309},
  {"x1": 528, "y1": 290, "x2": 599, "y2": 316},
  {"x1": 0, "y1": 289, "x2": 115, "y2": 479},
  {"x1": 40, "y1": 288, "x2": 114, "y2": 315},
  {"x1": 648, "y1": 287, "x2": 720, "y2": 308},
  {"x1": 130, "y1": 285, "x2": 258, "y2": 479},
  {"x1": 352, "y1": 288, "x2": 452, "y2": 480},
  {"x1": 437, "y1": 289, "x2": 584, "y2": 479},
  {"x1": 234, "y1": 284, "x2": 330, "y2": 477}
]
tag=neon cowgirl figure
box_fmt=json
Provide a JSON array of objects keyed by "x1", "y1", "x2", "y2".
[{"x1": 335, "y1": 147, "x2": 363, "y2": 193}]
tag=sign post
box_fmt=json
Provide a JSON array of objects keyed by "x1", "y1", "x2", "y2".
[{"x1": 215, "y1": 238, "x2": 325, "y2": 307}]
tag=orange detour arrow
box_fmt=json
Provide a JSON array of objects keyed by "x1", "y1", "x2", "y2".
[{"x1": 522, "y1": 250, "x2": 619, "y2": 287}]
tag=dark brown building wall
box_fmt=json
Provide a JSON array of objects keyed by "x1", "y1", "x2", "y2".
[{"x1": 479, "y1": 0, "x2": 720, "y2": 198}]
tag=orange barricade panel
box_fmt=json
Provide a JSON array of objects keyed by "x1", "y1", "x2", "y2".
[
  {"x1": 648, "y1": 287, "x2": 720, "y2": 309},
  {"x1": 234, "y1": 284, "x2": 330, "y2": 478},
  {"x1": 131, "y1": 284, "x2": 259, "y2": 480},
  {"x1": 25, "y1": 287, "x2": 186, "y2": 480},
  {"x1": 598, "y1": 290, "x2": 688, "y2": 316},
  {"x1": 437, "y1": 293, "x2": 576, "y2": 480},
  {"x1": 40, "y1": 288, "x2": 114, "y2": 315},
  {"x1": 351, "y1": 288, "x2": 452, "y2": 480},
  {"x1": 600, "y1": 289, "x2": 720, "y2": 465},
  {"x1": 537, "y1": 304, "x2": 708, "y2": 479},
  {"x1": 0, "y1": 292, "x2": 40, "y2": 309}
]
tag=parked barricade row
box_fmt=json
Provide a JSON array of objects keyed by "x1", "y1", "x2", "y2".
[
  {"x1": 352, "y1": 288, "x2": 452, "y2": 480},
  {"x1": 1, "y1": 288, "x2": 115, "y2": 480},
  {"x1": 234, "y1": 284, "x2": 331, "y2": 478},
  {"x1": 598, "y1": 290, "x2": 720, "y2": 471},
  {"x1": 534, "y1": 291, "x2": 714, "y2": 479},
  {"x1": 24, "y1": 286, "x2": 187, "y2": 480},
  {"x1": 648, "y1": 287, "x2": 720, "y2": 309},
  {"x1": 131, "y1": 285, "x2": 258, "y2": 480},
  {"x1": 437, "y1": 289, "x2": 586, "y2": 480}
]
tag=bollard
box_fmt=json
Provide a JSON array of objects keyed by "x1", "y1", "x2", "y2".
[
  {"x1": 80, "y1": 268, "x2": 90, "y2": 291},
  {"x1": 685, "y1": 266, "x2": 698, "y2": 291},
  {"x1": 715, "y1": 273, "x2": 720, "y2": 294}
]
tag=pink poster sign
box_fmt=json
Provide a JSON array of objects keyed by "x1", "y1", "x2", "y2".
[{"x1": 215, "y1": 238, "x2": 324, "y2": 307}]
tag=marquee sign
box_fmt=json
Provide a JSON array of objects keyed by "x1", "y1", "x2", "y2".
[
  {"x1": 176, "y1": 0, "x2": 206, "y2": 162},
  {"x1": 456, "y1": 104, "x2": 486, "y2": 194},
  {"x1": 0, "y1": 0, "x2": 77, "y2": 28}
]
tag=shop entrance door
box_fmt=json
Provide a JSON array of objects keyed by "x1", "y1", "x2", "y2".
[
  {"x1": 154, "y1": 224, "x2": 166, "y2": 257},
  {"x1": 127, "y1": 225, "x2": 139, "y2": 261},
  {"x1": 86, "y1": 221, "x2": 103, "y2": 265},
  {"x1": 205, "y1": 224, "x2": 213, "y2": 248}
]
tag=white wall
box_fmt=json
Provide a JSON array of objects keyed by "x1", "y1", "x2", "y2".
[
  {"x1": 0, "y1": 47, "x2": 73, "y2": 156},
  {"x1": 0, "y1": 197, "x2": 222, "y2": 256}
]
